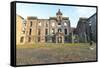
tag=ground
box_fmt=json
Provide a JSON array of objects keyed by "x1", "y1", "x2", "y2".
[{"x1": 16, "y1": 43, "x2": 97, "y2": 65}]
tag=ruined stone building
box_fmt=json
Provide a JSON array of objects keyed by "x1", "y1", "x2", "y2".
[
  {"x1": 16, "y1": 9, "x2": 71, "y2": 45},
  {"x1": 86, "y1": 13, "x2": 97, "y2": 42},
  {"x1": 75, "y1": 17, "x2": 88, "y2": 43},
  {"x1": 16, "y1": 15, "x2": 26, "y2": 45},
  {"x1": 75, "y1": 13, "x2": 97, "y2": 43}
]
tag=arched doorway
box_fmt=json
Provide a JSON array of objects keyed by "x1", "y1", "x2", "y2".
[
  {"x1": 56, "y1": 32, "x2": 64, "y2": 43},
  {"x1": 58, "y1": 36, "x2": 62, "y2": 43}
]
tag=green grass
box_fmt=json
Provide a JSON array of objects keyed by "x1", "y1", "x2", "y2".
[
  {"x1": 17, "y1": 43, "x2": 84, "y2": 49},
  {"x1": 16, "y1": 43, "x2": 97, "y2": 65}
]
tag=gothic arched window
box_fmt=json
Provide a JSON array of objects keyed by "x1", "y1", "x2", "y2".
[{"x1": 65, "y1": 29, "x2": 67, "y2": 34}]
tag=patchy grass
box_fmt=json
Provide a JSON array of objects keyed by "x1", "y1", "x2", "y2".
[
  {"x1": 16, "y1": 43, "x2": 97, "y2": 65},
  {"x1": 17, "y1": 43, "x2": 81, "y2": 49}
]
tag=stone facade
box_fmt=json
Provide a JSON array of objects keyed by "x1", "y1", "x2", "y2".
[
  {"x1": 75, "y1": 13, "x2": 97, "y2": 43},
  {"x1": 75, "y1": 17, "x2": 88, "y2": 43},
  {"x1": 16, "y1": 15, "x2": 26, "y2": 45},
  {"x1": 86, "y1": 13, "x2": 97, "y2": 42},
  {"x1": 17, "y1": 9, "x2": 71, "y2": 44}
]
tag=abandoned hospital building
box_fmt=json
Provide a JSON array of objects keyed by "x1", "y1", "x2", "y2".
[{"x1": 16, "y1": 9, "x2": 97, "y2": 45}]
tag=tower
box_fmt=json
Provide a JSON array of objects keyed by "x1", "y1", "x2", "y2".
[{"x1": 56, "y1": 9, "x2": 62, "y2": 21}]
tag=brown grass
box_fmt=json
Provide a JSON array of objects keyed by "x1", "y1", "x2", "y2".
[{"x1": 16, "y1": 43, "x2": 97, "y2": 65}]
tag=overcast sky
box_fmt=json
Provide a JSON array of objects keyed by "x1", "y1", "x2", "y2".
[{"x1": 16, "y1": 3, "x2": 96, "y2": 27}]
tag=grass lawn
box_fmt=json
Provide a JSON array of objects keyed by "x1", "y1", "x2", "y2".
[{"x1": 16, "y1": 43, "x2": 97, "y2": 65}]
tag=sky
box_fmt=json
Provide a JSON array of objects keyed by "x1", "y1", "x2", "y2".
[{"x1": 16, "y1": 3, "x2": 96, "y2": 27}]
